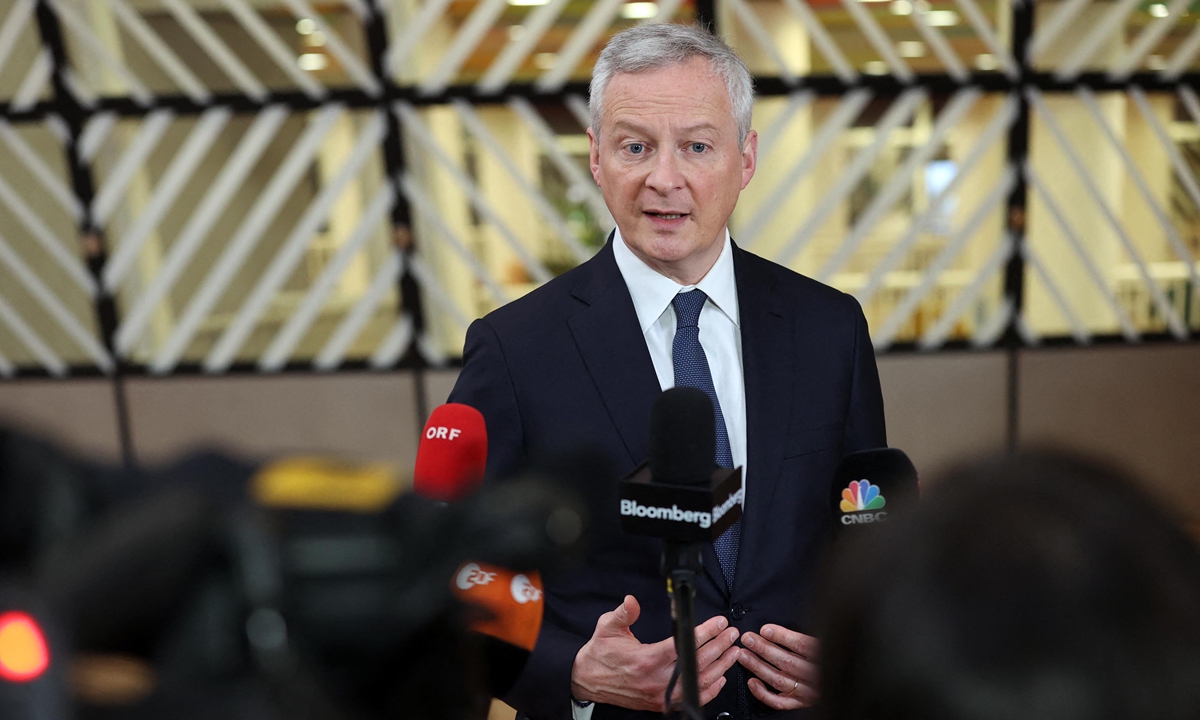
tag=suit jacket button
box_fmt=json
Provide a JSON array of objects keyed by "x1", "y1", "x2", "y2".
[
  {"x1": 717, "y1": 714, "x2": 732, "y2": 720},
  {"x1": 730, "y1": 603, "x2": 746, "y2": 620}
]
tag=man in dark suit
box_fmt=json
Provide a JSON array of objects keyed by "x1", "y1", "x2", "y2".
[{"x1": 448, "y1": 23, "x2": 886, "y2": 720}]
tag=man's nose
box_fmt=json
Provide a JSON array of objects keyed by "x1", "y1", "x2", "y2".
[{"x1": 645, "y1": 149, "x2": 684, "y2": 193}]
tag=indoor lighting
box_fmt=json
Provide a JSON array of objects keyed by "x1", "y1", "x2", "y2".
[
  {"x1": 621, "y1": 2, "x2": 659, "y2": 19},
  {"x1": 974, "y1": 53, "x2": 998, "y2": 71},
  {"x1": 298, "y1": 53, "x2": 328, "y2": 71},
  {"x1": 1146, "y1": 54, "x2": 1168, "y2": 70},
  {"x1": 508, "y1": 24, "x2": 526, "y2": 41},
  {"x1": 508, "y1": 0, "x2": 550, "y2": 5},
  {"x1": 898, "y1": 40, "x2": 926, "y2": 58},
  {"x1": 926, "y1": 9, "x2": 959, "y2": 26},
  {"x1": 1149, "y1": 3, "x2": 1170, "y2": 16},
  {"x1": 865, "y1": 60, "x2": 889, "y2": 75},
  {"x1": 534, "y1": 52, "x2": 558, "y2": 70},
  {"x1": 891, "y1": 1, "x2": 913, "y2": 16},
  {"x1": 295, "y1": 18, "x2": 316, "y2": 35},
  {"x1": 306, "y1": 30, "x2": 327, "y2": 47}
]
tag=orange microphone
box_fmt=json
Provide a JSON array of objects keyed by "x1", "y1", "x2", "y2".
[
  {"x1": 452, "y1": 562, "x2": 542, "y2": 654},
  {"x1": 414, "y1": 404, "x2": 543, "y2": 696}
]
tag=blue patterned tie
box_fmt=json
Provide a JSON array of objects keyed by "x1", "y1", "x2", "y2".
[
  {"x1": 670, "y1": 290, "x2": 741, "y2": 588},
  {"x1": 672, "y1": 289, "x2": 749, "y2": 719}
]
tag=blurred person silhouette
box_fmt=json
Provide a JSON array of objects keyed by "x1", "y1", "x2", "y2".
[
  {"x1": 0, "y1": 426, "x2": 588, "y2": 720},
  {"x1": 816, "y1": 451, "x2": 1200, "y2": 720}
]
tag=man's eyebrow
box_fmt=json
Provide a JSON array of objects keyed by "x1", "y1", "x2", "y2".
[{"x1": 609, "y1": 120, "x2": 722, "y2": 135}]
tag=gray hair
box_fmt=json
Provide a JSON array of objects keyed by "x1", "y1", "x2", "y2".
[{"x1": 589, "y1": 24, "x2": 754, "y2": 147}]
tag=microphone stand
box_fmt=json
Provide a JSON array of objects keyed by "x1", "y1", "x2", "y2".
[{"x1": 662, "y1": 540, "x2": 704, "y2": 718}]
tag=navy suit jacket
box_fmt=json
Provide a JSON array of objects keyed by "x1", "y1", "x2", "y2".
[{"x1": 448, "y1": 238, "x2": 886, "y2": 720}]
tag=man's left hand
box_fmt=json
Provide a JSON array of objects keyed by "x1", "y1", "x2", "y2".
[{"x1": 736, "y1": 624, "x2": 819, "y2": 710}]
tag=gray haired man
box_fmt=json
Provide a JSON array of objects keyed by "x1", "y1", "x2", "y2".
[{"x1": 448, "y1": 22, "x2": 887, "y2": 720}]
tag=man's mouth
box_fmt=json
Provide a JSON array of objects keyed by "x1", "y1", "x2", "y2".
[{"x1": 645, "y1": 211, "x2": 687, "y2": 220}]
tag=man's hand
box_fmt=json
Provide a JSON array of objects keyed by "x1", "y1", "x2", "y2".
[
  {"x1": 736, "y1": 624, "x2": 820, "y2": 710},
  {"x1": 570, "y1": 595, "x2": 741, "y2": 711}
]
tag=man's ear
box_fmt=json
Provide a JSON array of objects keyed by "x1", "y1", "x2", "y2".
[
  {"x1": 588, "y1": 127, "x2": 601, "y2": 186},
  {"x1": 741, "y1": 129, "x2": 758, "y2": 190}
]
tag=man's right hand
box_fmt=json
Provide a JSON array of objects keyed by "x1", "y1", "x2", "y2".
[{"x1": 569, "y1": 595, "x2": 740, "y2": 711}]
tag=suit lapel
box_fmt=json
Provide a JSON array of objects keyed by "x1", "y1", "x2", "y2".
[
  {"x1": 732, "y1": 246, "x2": 794, "y2": 596},
  {"x1": 567, "y1": 240, "x2": 661, "y2": 468}
]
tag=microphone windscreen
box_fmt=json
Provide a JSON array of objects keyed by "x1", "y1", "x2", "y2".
[
  {"x1": 452, "y1": 563, "x2": 542, "y2": 652},
  {"x1": 414, "y1": 404, "x2": 488, "y2": 502},
  {"x1": 832, "y1": 448, "x2": 919, "y2": 541},
  {"x1": 452, "y1": 562, "x2": 543, "y2": 697},
  {"x1": 649, "y1": 387, "x2": 715, "y2": 487}
]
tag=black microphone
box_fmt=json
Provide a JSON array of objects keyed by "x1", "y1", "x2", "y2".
[
  {"x1": 618, "y1": 387, "x2": 744, "y2": 714},
  {"x1": 619, "y1": 387, "x2": 743, "y2": 542},
  {"x1": 831, "y1": 448, "x2": 919, "y2": 543}
]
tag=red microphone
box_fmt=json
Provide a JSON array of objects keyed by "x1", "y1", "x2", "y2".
[
  {"x1": 413, "y1": 403, "x2": 542, "y2": 697},
  {"x1": 414, "y1": 403, "x2": 487, "y2": 502}
]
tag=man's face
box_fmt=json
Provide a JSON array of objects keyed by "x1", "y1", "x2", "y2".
[{"x1": 588, "y1": 57, "x2": 757, "y2": 283}]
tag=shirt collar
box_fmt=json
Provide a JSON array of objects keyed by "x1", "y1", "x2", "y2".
[{"x1": 612, "y1": 227, "x2": 740, "y2": 334}]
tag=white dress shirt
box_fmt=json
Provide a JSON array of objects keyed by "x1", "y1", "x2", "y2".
[{"x1": 611, "y1": 228, "x2": 748, "y2": 484}]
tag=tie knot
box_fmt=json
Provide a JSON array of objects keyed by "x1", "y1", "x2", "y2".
[{"x1": 672, "y1": 289, "x2": 708, "y2": 328}]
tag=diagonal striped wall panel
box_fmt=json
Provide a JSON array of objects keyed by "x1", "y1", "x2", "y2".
[
  {"x1": 382, "y1": 0, "x2": 695, "y2": 92},
  {"x1": 735, "y1": 90, "x2": 1015, "y2": 347},
  {"x1": 49, "y1": 0, "x2": 376, "y2": 101},
  {"x1": 92, "y1": 107, "x2": 400, "y2": 372},
  {"x1": 0, "y1": 118, "x2": 110, "y2": 374},
  {"x1": 720, "y1": 0, "x2": 1017, "y2": 81},
  {"x1": 0, "y1": 0, "x2": 54, "y2": 110},
  {"x1": 1030, "y1": 0, "x2": 1200, "y2": 80},
  {"x1": 395, "y1": 97, "x2": 609, "y2": 355},
  {"x1": 4, "y1": 0, "x2": 1200, "y2": 380},
  {"x1": 1025, "y1": 87, "x2": 1200, "y2": 341}
]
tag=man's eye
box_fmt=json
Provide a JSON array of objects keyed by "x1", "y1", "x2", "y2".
[
  {"x1": 691, "y1": 143, "x2": 708, "y2": 153},
  {"x1": 628, "y1": 143, "x2": 645, "y2": 154}
]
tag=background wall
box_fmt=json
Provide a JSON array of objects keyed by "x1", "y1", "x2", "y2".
[{"x1": 5, "y1": 342, "x2": 1197, "y2": 527}]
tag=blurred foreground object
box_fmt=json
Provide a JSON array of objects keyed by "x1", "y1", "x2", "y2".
[
  {"x1": 0, "y1": 427, "x2": 585, "y2": 720},
  {"x1": 818, "y1": 451, "x2": 1200, "y2": 720}
]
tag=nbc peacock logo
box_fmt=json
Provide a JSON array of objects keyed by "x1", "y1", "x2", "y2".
[{"x1": 840, "y1": 479, "x2": 886, "y2": 513}]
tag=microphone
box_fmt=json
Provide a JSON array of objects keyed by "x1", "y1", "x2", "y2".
[
  {"x1": 451, "y1": 561, "x2": 543, "y2": 698},
  {"x1": 413, "y1": 403, "x2": 543, "y2": 698},
  {"x1": 619, "y1": 387, "x2": 743, "y2": 542},
  {"x1": 618, "y1": 387, "x2": 744, "y2": 714},
  {"x1": 831, "y1": 448, "x2": 919, "y2": 543},
  {"x1": 414, "y1": 403, "x2": 488, "y2": 502}
]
